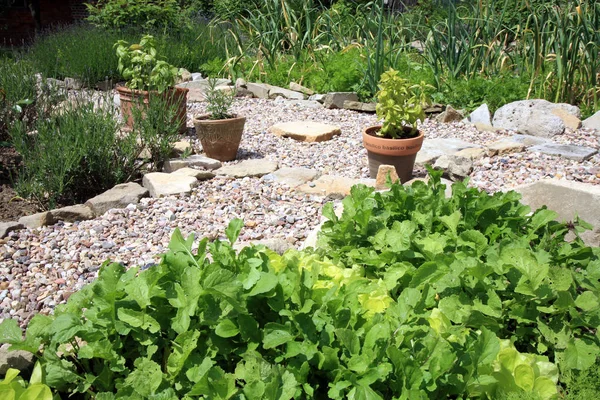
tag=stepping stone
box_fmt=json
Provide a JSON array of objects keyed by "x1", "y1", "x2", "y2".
[
  {"x1": 264, "y1": 167, "x2": 319, "y2": 187},
  {"x1": 50, "y1": 205, "x2": 94, "y2": 223},
  {"x1": 18, "y1": 212, "x2": 54, "y2": 229},
  {"x1": 509, "y1": 134, "x2": 550, "y2": 146},
  {"x1": 0, "y1": 221, "x2": 24, "y2": 239},
  {"x1": 486, "y1": 140, "x2": 526, "y2": 156},
  {"x1": 85, "y1": 182, "x2": 149, "y2": 216},
  {"x1": 514, "y1": 179, "x2": 600, "y2": 247},
  {"x1": 454, "y1": 147, "x2": 487, "y2": 160},
  {"x1": 297, "y1": 175, "x2": 375, "y2": 197},
  {"x1": 142, "y1": 172, "x2": 199, "y2": 198},
  {"x1": 528, "y1": 143, "x2": 598, "y2": 161},
  {"x1": 216, "y1": 159, "x2": 278, "y2": 178},
  {"x1": 269, "y1": 121, "x2": 341, "y2": 143},
  {"x1": 343, "y1": 101, "x2": 376, "y2": 113},
  {"x1": 172, "y1": 167, "x2": 215, "y2": 180},
  {"x1": 416, "y1": 138, "x2": 481, "y2": 165},
  {"x1": 163, "y1": 155, "x2": 222, "y2": 172}
]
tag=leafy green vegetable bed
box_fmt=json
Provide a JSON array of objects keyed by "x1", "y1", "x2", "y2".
[{"x1": 1, "y1": 170, "x2": 598, "y2": 399}]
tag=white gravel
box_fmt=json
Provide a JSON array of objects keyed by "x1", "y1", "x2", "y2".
[{"x1": 1, "y1": 97, "x2": 599, "y2": 325}]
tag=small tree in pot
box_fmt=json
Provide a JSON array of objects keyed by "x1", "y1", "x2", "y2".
[
  {"x1": 193, "y1": 79, "x2": 245, "y2": 162},
  {"x1": 363, "y1": 68, "x2": 431, "y2": 182},
  {"x1": 114, "y1": 35, "x2": 188, "y2": 133}
]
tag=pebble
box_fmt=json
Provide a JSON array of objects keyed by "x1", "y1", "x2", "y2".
[{"x1": 1, "y1": 96, "x2": 598, "y2": 327}]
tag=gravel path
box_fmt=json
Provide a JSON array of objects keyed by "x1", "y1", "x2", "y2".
[{"x1": 1, "y1": 97, "x2": 599, "y2": 325}]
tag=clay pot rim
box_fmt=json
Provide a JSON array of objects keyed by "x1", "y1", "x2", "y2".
[
  {"x1": 363, "y1": 125, "x2": 423, "y2": 140},
  {"x1": 193, "y1": 113, "x2": 245, "y2": 123},
  {"x1": 115, "y1": 84, "x2": 189, "y2": 95}
]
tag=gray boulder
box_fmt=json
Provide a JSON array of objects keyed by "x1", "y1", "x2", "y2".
[
  {"x1": 492, "y1": 99, "x2": 580, "y2": 137},
  {"x1": 435, "y1": 105, "x2": 464, "y2": 123},
  {"x1": 268, "y1": 86, "x2": 305, "y2": 100},
  {"x1": 85, "y1": 182, "x2": 149, "y2": 216},
  {"x1": 18, "y1": 212, "x2": 54, "y2": 229},
  {"x1": 246, "y1": 83, "x2": 273, "y2": 99},
  {"x1": 0, "y1": 222, "x2": 24, "y2": 239},
  {"x1": 323, "y1": 92, "x2": 359, "y2": 109},
  {"x1": 50, "y1": 205, "x2": 94, "y2": 223},
  {"x1": 582, "y1": 110, "x2": 600, "y2": 133},
  {"x1": 433, "y1": 155, "x2": 473, "y2": 181},
  {"x1": 468, "y1": 104, "x2": 491, "y2": 125}
]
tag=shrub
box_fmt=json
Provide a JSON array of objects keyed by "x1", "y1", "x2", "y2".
[
  {"x1": 9, "y1": 96, "x2": 141, "y2": 207},
  {"x1": 86, "y1": 0, "x2": 184, "y2": 31},
  {"x1": 0, "y1": 57, "x2": 37, "y2": 141}
]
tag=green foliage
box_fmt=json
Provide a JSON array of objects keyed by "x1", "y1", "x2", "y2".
[
  {"x1": 86, "y1": 0, "x2": 184, "y2": 30},
  {"x1": 0, "y1": 363, "x2": 58, "y2": 400},
  {"x1": 9, "y1": 96, "x2": 141, "y2": 207},
  {"x1": 375, "y1": 68, "x2": 430, "y2": 138},
  {"x1": 203, "y1": 77, "x2": 236, "y2": 119},
  {"x1": 0, "y1": 58, "x2": 38, "y2": 141},
  {"x1": 115, "y1": 35, "x2": 179, "y2": 93}
]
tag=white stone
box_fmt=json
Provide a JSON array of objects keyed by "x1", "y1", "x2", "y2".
[
  {"x1": 582, "y1": 110, "x2": 600, "y2": 133},
  {"x1": 142, "y1": 172, "x2": 199, "y2": 198},
  {"x1": 323, "y1": 92, "x2": 359, "y2": 109},
  {"x1": 269, "y1": 121, "x2": 342, "y2": 142},
  {"x1": 216, "y1": 159, "x2": 279, "y2": 178},
  {"x1": 468, "y1": 104, "x2": 491, "y2": 125},
  {"x1": 85, "y1": 182, "x2": 149, "y2": 216}
]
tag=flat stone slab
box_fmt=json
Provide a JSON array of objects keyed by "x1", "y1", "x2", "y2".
[
  {"x1": 416, "y1": 138, "x2": 481, "y2": 165},
  {"x1": 172, "y1": 167, "x2": 215, "y2": 180},
  {"x1": 454, "y1": 147, "x2": 487, "y2": 160},
  {"x1": 514, "y1": 179, "x2": 600, "y2": 247},
  {"x1": 509, "y1": 134, "x2": 550, "y2": 146},
  {"x1": 528, "y1": 143, "x2": 598, "y2": 161},
  {"x1": 297, "y1": 175, "x2": 375, "y2": 197},
  {"x1": 85, "y1": 182, "x2": 149, "y2": 216},
  {"x1": 164, "y1": 155, "x2": 222, "y2": 172},
  {"x1": 143, "y1": 172, "x2": 199, "y2": 198},
  {"x1": 343, "y1": 101, "x2": 376, "y2": 113},
  {"x1": 50, "y1": 205, "x2": 94, "y2": 223},
  {"x1": 264, "y1": 167, "x2": 319, "y2": 187},
  {"x1": 18, "y1": 212, "x2": 54, "y2": 229},
  {"x1": 269, "y1": 121, "x2": 341, "y2": 143},
  {"x1": 170, "y1": 140, "x2": 193, "y2": 157},
  {"x1": 216, "y1": 159, "x2": 278, "y2": 178},
  {"x1": 269, "y1": 86, "x2": 305, "y2": 100},
  {"x1": 0, "y1": 221, "x2": 24, "y2": 239},
  {"x1": 487, "y1": 140, "x2": 526, "y2": 156}
]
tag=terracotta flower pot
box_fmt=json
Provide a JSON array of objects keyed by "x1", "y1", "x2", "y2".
[
  {"x1": 116, "y1": 85, "x2": 189, "y2": 133},
  {"x1": 362, "y1": 125, "x2": 424, "y2": 183},
  {"x1": 194, "y1": 114, "x2": 246, "y2": 162}
]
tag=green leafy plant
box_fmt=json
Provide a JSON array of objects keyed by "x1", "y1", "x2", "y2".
[
  {"x1": 86, "y1": 0, "x2": 184, "y2": 31},
  {"x1": 115, "y1": 35, "x2": 179, "y2": 93},
  {"x1": 375, "y1": 68, "x2": 431, "y2": 138},
  {"x1": 203, "y1": 77, "x2": 236, "y2": 119},
  {"x1": 0, "y1": 363, "x2": 58, "y2": 400}
]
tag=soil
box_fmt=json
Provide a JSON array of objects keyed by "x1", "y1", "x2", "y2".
[{"x1": 0, "y1": 146, "x2": 42, "y2": 222}]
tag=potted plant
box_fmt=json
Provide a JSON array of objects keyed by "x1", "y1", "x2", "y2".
[
  {"x1": 363, "y1": 68, "x2": 430, "y2": 182},
  {"x1": 193, "y1": 79, "x2": 245, "y2": 161},
  {"x1": 114, "y1": 35, "x2": 188, "y2": 133}
]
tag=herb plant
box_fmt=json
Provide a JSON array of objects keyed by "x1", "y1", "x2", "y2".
[
  {"x1": 0, "y1": 362, "x2": 57, "y2": 400},
  {"x1": 115, "y1": 35, "x2": 179, "y2": 93},
  {"x1": 375, "y1": 68, "x2": 431, "y2": 139},
  {"x1": 203, "y1": 77, "x2": 236, "y2": 120}
]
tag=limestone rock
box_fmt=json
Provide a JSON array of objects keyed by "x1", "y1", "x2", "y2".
[
  {"x1": 163, "y1": 155, "x2": 222, "y2": 172},
  {"x1": 50, "y1": 205, "x2": 94, "y2": 222},
  {"x1": 468, "y1": 104, "x2": 491, "y2": 125},
  {"x1": 473, "y1": 122, "x2": 500, "y2": 133},
  {"x1": 486, "y1": 140, "x2": 526, "y2": 156},
  {"x1": 492, "y1": 99, "x2": 580, "y2": 137},
  {"x1": 85, "y1": 182, "x2": 149, "y2": 216},
  {"x1": 375, "y1": 165, "x2": 400, "y2": 190},
  {"x1": 424, "y1": 104, "x2": 444, "y2": 114},
  {"x1": 416, "y1": 138, "x2": 481, "y2": 165},
  {"x1": 246, "y1": 82, "x2": 273, "y2": 99},
  {"x1": 297, "y1": 175, "x2": 375, "y2": 197},
  {"x1": 582, "y1": 110, "x2": 600, "y2": 132},
  {"x1": 268, "y1": 86, "x2": 305, "y2": 100},
  {"x1": 234, "y1": 238, "x2": 294, "y2": 255},
  {"x1": 289, "y1": 82, "x2": 314, "y2": 96},
  {"x1": 176, "y1": 78, "x2": 231, "y2": 90},
  {"x1": 216, "y1": 159, "x2": 278, "y2": 178},
  {"x1": 509, "y1": 134, "x2": 551, "y2": 146},
  {"x1": 191, "y1": 72, "x2": 203, "y2": 81},
  {"x1": 176, "y1": 68, "x2": 192, "y2": 84},
  {"x1": 528, "y1": 143, "x2": 597, "y2": 161},
  {"x1": 514, "y1": 179, "x2": 600, "y2": 247},
  {"x1": 279, "y1": 100, "x2": 323, "y2": 109},
  {"x1": 552, "y1": 109, "x2": 582, "y2": 130},
  {"x1": 170, "y1": 140, "x2": 193, "y2": 157},
  {"x1": 0, "y1": 343, "x2": 35, "y2": 375},
  {"x1": 343, "y1": 101, "x2": 377, "y2": 113},
  {"x1": 172, "y1": 167, "x2": 215, "y2": 180},
  {"x1": 0, "y1": 222, "x2": 24, "y2": 239},
  {"x1": 235, "y1": 78, "x2": 247, "y2": 88},
  {"x1": 433, "y1": 155, "x2": 473, "y2": 181},
  {"x1": 308, "y1": 94, "x2": 325, "y2": 103},
  {"x1": 264, "y1": 167, "x2": 320, "y2": 187},
  {"x1": 143, "y1": 172, "x2": 199, "y2": 198},
  {"x1": 18, "y1": 212, "x2": 54, "y2": 229},
  {"x1": 323, "y1": 92, "x2": 358, "y2": 109},
  {"x1": 454, "y1": 147, "x2": 487, "y2": 160},
  {"x1": 435, "y1": 105, "x2": 464, "y2": 123},
  {"x1": 269, "y1": 121, "x2": 341, "y2": 142}
]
